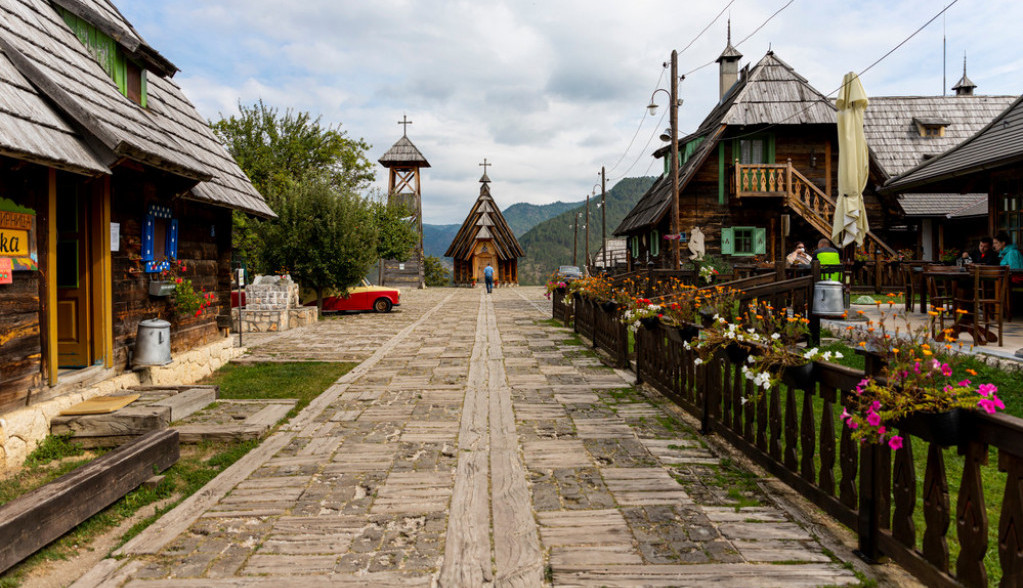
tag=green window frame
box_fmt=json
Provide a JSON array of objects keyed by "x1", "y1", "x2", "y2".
[
  {"x1": 59, "y1": 9, "x2": 147, "y2": 107},
  {"x1": 721, "y1": 226, "x2": 766, "y2": 256},
  {"x1": 630, "y1": 235, "x2": 640, "y2": 258},
  {"x1": 650, "y1": 230, "x2": 660, "y2": 257},
  {"x1": 731, "y1": 133, "x2": 775, "y2": 164}
]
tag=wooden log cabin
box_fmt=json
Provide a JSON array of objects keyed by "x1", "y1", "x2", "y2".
[
  {"x1": 0, "y1": 0, "x2": 272, "y2": 414},
  {"x1": 445, "y1": 169, "x2": 524, "y2": 287},
  {"x1": 615, "y1": 39, "x2": 903, "y2": 269}
]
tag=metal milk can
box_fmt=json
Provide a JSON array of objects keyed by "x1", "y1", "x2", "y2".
[
  {"x1": 133, "y1": 319, "x2": 172, "y2": 367},
  {"x1": 812, "y1": 281, "x2": 845, "y2": 317}
]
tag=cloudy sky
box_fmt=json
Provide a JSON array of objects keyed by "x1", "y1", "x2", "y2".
[{"x1": 117, "y1": 0, "x2": 1022, "y2": 224}]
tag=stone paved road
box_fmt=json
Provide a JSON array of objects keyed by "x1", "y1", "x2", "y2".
[{"x1": 75, "y1": 287, "x2": 860, "y2": 587}]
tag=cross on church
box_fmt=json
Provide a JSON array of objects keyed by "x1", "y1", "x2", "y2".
[
  {"x1": 398, "y1": 114, "x2": 412, "y2": 136},
  {"x1": 479, "y1": 158, "x2": 491, "y2": 174}
]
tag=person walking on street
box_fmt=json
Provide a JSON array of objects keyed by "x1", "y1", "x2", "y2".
[{"x1": 484, "y1": 263, "x2": 495, "y2": 293}]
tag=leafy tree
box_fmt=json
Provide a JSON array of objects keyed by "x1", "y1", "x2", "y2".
[
  {"x1": 371, "y1": 198, "x2": 418, "y2": 262},
  {"x1": 259, "y1": 178, "x2": 378, "y2": 309},
  {"x1": 424, "y1": 256, "x2": 451, "y2": 287}
]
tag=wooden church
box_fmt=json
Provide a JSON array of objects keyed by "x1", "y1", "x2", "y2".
[{"x1": 445, "y1": 164, "x2": 524, "y2": 286}]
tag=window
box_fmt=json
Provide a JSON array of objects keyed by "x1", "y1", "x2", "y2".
[
  {"x1": 650, "y1": 230, "x2": 660, "y2": 257},
  {"x1": 630, "y1": 236, "x2": 640, "y2": 258},
  {"x1": 732, "y1": 134, "x2": 775, "y2": 165},
  {"x1": 59, "y1": 9, "x2": 147, "y2": 107},
  {"x1": 141, "y1": 204, "x2": 178, "y2": 272},
  {"x1": 997, "y1": 178, "x2": 1023, "y2": 249},
  {"x1": 720, "y1": 226, "x2": 766, "y2": 256}
]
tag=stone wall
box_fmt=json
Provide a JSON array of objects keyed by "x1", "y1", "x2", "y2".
[
  {"x1": 230, "y1": 306, "x2": 318, "y2": 333},
  {"x1": 0, "y1": 337, "x2": 244, "y2": 472},
  {"x1": 245, "y1": 274, "x2": 299, "y2": 310}
]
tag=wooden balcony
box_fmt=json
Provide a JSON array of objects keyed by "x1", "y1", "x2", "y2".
[{"x1": 733, "y1": 162, "x2": 794, "y2": 197}]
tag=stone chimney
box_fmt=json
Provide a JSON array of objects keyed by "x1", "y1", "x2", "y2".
[
  {"x1": 952, "y1": 53, "x2": 976, "y2": 96},
  {"x1": 715, "y1": 20, "x2": 743, "y2": 101}
]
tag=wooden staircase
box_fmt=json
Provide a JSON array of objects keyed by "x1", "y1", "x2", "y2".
[{"x1": 734, "y1": 160, "x2": 896, "y2": 257}]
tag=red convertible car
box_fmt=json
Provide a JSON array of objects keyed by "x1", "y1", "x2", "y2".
[{"x1": 304, "y1": 279, "x2": 400, "y2": 313}]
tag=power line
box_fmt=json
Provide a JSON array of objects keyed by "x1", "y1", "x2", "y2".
[
  {"x1": 605, "y1": 66, "x2": 666, "y2": 176},
  {"x1": 676, "y1": 0, "x2": 736, "y2": 56},
  {"x1": 683, "y1": 0, "x2": 796, "y2": 78}
]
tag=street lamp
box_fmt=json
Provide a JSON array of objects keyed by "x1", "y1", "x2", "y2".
[
  {"x1": 572, "y1": 212, "x2": 581, "y2": 267},
  {"x1": 584, "y1": 193, "x2": 590, "y2": 273},
  {"x1": 647, "y1": 49, "x2": 683, "y2": 270}
]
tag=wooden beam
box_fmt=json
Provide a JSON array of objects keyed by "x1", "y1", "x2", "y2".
[
  {"x1": 825, "y1": 141, "x2": 832, "y2": 197},
  {"x1": 0, "y1": 429, "x2": 179, "y2": 574},
  {"x1": 46, "y1": 168, "x2": 58, "y2": 385}
]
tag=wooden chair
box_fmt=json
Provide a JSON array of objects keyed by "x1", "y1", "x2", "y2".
[
  {"x1": 923, "y1": 264, "x2": 958, "y2": 340},
  {"x1": 957, "y1": 265, "x2": 1009, "y2": 346}
]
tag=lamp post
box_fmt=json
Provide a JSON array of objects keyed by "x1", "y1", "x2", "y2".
[
  {"x1": 600, "y1": 167, "x2": 607, "y2": 271},
  {"x1": 647, "y1": 49, "x2": 681, "y2": 270},
  {"x1": 584, "y1": 193, "x2": 590, "y2": 273}
]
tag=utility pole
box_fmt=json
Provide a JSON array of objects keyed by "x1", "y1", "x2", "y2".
[
  {"x1": 669, "y1": 49, "x2": 680, "y2": 270},
  {"x1": 585, "y1": 194, "x2": 590, "y2": 274},
  {"x1": 573, "y1": 213, "x2": 579, "y2": 267},
  {"x1": 601, "y1": 166, "x2": 607, "y2": 271}
]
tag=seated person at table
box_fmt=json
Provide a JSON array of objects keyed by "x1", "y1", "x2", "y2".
[
  {"x1": 814, "y1": 238, "x2": 842, "y2": 281},
  {"x1": 993, "y1": 231, "x2": 1023, "y2": 287},
  {"x1": 786, "y1": 241, "x2": 812, "y2": 267},
  {"x1": 961, "y1": 237, "x2": 1000, "y2": 265}
]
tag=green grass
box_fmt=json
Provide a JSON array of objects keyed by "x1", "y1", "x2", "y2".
[{"x1": 200, "y1": 361, "x2": 355, "y2": 415}]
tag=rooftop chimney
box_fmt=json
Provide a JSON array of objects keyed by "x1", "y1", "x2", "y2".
[
  {"x1": 715, "y1": 20, "x2": 743, "y2": 101},
  {"x1": 952, "y1": 52, "x2": 976, "y2": 96}
]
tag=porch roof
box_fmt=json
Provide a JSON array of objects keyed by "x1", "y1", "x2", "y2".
[
  {"x1": 897, "y1": 193, "x2": 986, "y2": 218},
  {"x1": 0, "y1": 0, "x2": 274, "y2": 217}
]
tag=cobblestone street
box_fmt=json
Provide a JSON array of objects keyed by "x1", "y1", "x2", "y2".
[{"x1": 75, "y1": 287, "x2": 861, "y2": 587}]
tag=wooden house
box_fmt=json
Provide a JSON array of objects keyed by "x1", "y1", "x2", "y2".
[
  {"x1": 0, "y1": 0, "x2": 272, "y2": 413},
  {"x1": 862, "y1": 74, "x2": 1016, "y2": 258},
  {"x1": 615, "y1": 44, "x2": 903, "y2": 269},
  {"x1": 884, "y1": 93, "x2": 1023, "y2": 250},
  {"x1": 445, "y1": 171, "x2": 523, "y2": 286}
]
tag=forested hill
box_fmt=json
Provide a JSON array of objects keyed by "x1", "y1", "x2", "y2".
[
  {"x1": 517, "y1": 176, "x2": 655, "y2": 284},
  {"x1": 501, "y1": 201, "x2": 580, "y2": 236}
]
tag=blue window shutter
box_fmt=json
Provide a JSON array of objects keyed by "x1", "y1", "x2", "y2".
[
  {"x1": 754, "y1": 227, "x2": 767, "y2": 254},
  {"x1": 141, "y1": 214, "x2": 155, "y2": 261},
  {"x1": 650, "y1": 230, "x2": 660, "y2": 257},
  {"x1": 721, "y1": 227, "x2": 734, "y2": 255},
  {"x1": 166, "y1": 219, "x2": 179, "y2": 259}
]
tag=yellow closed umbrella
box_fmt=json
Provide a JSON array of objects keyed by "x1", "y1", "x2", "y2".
[{"x1": 832, "y1": 72, "x2": 870, "y2": 247}]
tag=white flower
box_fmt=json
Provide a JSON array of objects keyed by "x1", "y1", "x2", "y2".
[
  {"x1": 746, "y1": 355, "x2": 756, "y2": 363},
  {"x1": 694, "y1": 358, "x2": 703, "y2": 366},
  {"x1": 682, "y1": 341, "x2": 692, "y2": 350},
  {"x1": 740, "y1": 397, "x2": 749, "y2": 405},
  {"x1": 712, "y1": 313, "x2": 720, "y2": 320},
  {"x1": 834, "y1": 352, "x2": 844, "y2": 358},
  {"x1": 771, "y1": 333, "x2": 781, "y2": 340}
]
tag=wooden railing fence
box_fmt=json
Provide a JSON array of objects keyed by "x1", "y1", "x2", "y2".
[{"x1": 554, "y1": 290, "x2": 1023, "y2": 587}]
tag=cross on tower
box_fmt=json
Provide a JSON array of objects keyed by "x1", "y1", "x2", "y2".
[
  {"x1": 398, "y1": 114, "x2": 412, "y2": 136},
  {"x1": 479, "y1": 158, "x2": 491, "y2": 174}
]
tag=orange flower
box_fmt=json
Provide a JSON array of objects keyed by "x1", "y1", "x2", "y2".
[
  {"x1": 966, "y1": 368, "x2": 977, "y2": 376},
  {"x1": 858, "y1": 341, "x2": 867, "y2": 347}
]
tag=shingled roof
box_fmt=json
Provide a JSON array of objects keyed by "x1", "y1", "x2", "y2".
[
  {"x1": 0, "y1": 0, "x2": 274, "y2": 217},
  {"x1": 616, "y1": 51, "x2": 834, "y2": 236},
  {"x1": 378, "y1": 135, "x2": 431, "y2": 168},
  {"x1": 885, "y1": 94, "x2": 1023, "y2": 192},
  {"x1": 897, "y1": 193, "x2": 985, "y2": 217},
  {"x1": 863, "y1": 95, "x2": 1016, "y2": 178},
  {"x1": 444, "y1": 174, "x2": 523, "y2": 260}
]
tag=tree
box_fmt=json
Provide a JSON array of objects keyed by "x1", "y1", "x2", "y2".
[
  {"x1": 424, "y1": 256, "x2": 451, "y2": 287},
  {"x1": 259, "y1": 178, "x2": 378, "y2": 309},
  {"x1": 371, "y1": 198, "x2": 418, "y2": 262}
]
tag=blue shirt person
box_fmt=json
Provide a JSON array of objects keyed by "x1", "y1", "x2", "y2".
[{"x1": 484, "y1": 263, "x2": 495, "y2": 293}]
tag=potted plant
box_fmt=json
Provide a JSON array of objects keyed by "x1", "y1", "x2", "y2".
[
  {"x1": 743, "y1": 305, "x2": 839, "y2": 390},
  {"x1": 842, "y1": 318, "x2": 1004, "y2": 449},
  {"x1": 620, "y1": 298, "x2": 664, "y2": 332}
]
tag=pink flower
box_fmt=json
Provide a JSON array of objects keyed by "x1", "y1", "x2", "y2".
[
  {"x1": 958, "y1": 380, "x2": 972, "y2": 387},
  {"x1": 866, "y1": 412, "x2": 882, "y2": 427},
  {"x1": 889, "y1": 436, "x2": 904, "y2": 451},
  {"x1": 877, "y1": 426, "x2": 886, "y2": 436},
  {"x1": 840, "y1": 408, "x2": 851, "y2": 420},
  {"x1": 870, "y1": 400, "x2": 881, "y2": 411},
  {"x1": 979, "y1": 383, "x2": 998, "y2": 397},
  {"x1": 932, "y1": 359, "x2": 942, "y2": 370},
  {"x1": 847, "y1": 420, "x2": 859, "y2": 430},
  {"x1": 941, "y1": 363, "x2": 952, "y2": 377},
  {"x1": 913, "y1": 362, "x2": 921, "y2": 374}
]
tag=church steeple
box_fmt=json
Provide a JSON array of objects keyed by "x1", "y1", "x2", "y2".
[{"x1": 952, "y1": 52, "x2": 976, "y2": 96}]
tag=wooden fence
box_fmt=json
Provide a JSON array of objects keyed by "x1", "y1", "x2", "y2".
[{"x1": 554, "y1": 297, "x2": 1023, "y2": 587}]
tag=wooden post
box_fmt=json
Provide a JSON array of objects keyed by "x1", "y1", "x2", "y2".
[
  {"x1": 855, "y1": 348, "x2": 887, "y2": 563},
  {"x1": 809, "y1": 259, "x2": 821, "y2": 346},
  {"x1": 45, "y1": 168, "x2": 58, "y2": 385}
]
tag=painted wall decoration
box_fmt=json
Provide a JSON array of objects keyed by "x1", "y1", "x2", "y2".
[{"x1": 0, "y1": 197, "x2": 38, "y2": 271}]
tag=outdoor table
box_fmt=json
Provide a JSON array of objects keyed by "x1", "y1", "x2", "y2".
[{"x1": 923, "y1": 267, "x2": 999, "y2": 344}]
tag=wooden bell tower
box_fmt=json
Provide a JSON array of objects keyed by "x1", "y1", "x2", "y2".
[{"x1": 378, "y1": 116, "x2": 430, "y2": 288}]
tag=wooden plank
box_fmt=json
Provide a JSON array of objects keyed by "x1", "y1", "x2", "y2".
[
  {"x1": 173, "y1": 423, "x2": 268, "y2": 443},
  {"x1": 244, "y1": 402, "x2": 294, "y2": 427},
  {"x1": 50, "y1": 405, "x2": 170, "y2": 437},
  {"x1": 116, "y1": 431, "x2": 294, "y2": 555},
  {"x1": 0, "y1": 429, "x2": 179, "y2": 574},
  {"x1": 150, "y1": 387, "x2": 217, "y2": 421}
]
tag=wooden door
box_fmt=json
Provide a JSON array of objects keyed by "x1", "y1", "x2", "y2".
[
  {"x1": 475, "y1": 254, "x2": 495, "y2": 283},
  {"x1": 56, "y1": 187, "x2": 91, "y2": 368}
]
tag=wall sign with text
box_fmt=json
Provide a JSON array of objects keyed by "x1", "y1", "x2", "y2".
[{"x1": 0, "y1": 198, "x2": 37, "y2": 271}]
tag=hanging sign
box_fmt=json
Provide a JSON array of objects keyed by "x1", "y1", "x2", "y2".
[
  {"x1": 0, "y1": 257, "x2": 11, "y2": 284},
  {"x1": 0, "y1": 198, "x2": 37, "y2": 271}
]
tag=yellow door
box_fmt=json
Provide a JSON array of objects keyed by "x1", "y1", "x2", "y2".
[{"x1": 56, "y1": 186, "x2": 91, "y2": 368}]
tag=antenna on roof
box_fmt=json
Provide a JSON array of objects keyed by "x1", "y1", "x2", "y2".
[{"x1": 942, "y1": 6, "x2": 947, "y2": 96}]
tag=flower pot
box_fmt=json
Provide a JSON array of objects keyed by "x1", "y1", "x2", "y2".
[
  {"x1": 894, "y1": 408, "x2": 965, "y2": 447},
  {"x1": 601, "y1": 301, "x2": 619, "y2": 312},
  {"x1": 725, "y1": 343, "x2": 750, "y2": 364},
  {"x1": 149, "y1": 280, "x2": 176, "y2": 297},
  {"x1": 674, "y1": 323, "x2": 699, "y2": 343},
  {"x1": 640, "y1": 316, "x2": 660, "y2": 330},
  {"x1": 782, "y1": 362, "x2": 815, "y2": 389},
  {"x1": 555, "y1": 286, "x2": 566, "y2": 294},
  {"x1": 698, "y1": 308, "x2": 715, "y2": 328}
]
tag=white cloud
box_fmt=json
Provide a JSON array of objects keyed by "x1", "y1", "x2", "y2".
[{"x1": 120, "y1": 0, "x2": 1023, "y2": 223}]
